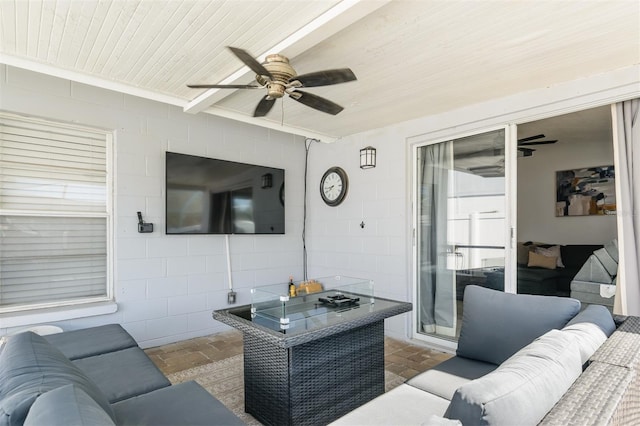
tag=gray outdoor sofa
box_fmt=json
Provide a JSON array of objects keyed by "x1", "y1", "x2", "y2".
[
  {"x1": 0, "y1": 324, "x2": 244, "y2": 426},
  {"x1": 333, "y1": 285, "x2": 638, "y2": 426}
]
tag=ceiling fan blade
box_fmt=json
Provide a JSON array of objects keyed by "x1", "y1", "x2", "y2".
[
  {"x1": 290, "y1": 68, "x2": 357, "y2": 87},
  {"x1": 288, "y1": 90, "x2": 344, "y2": 115},
  {"x1": 187, "y1": 84, "x2": 261, "y2": 89},
  {"x1": 253, "y1": 95, "x2": 276, "y2": 117},
  {"x1": 228, "y1": 46, "x2": 272, "y2": 78},
  {"x1": 517, "y1": 134, "x2": 546, "y2": 143},
  {"x1": 519, "y1": 140, "x2": 558, "y2": 146}
]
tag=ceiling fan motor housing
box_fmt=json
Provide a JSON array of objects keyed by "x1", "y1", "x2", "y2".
[{"x1": 256, "y1": 54, "x2": 296, "y2": 99}]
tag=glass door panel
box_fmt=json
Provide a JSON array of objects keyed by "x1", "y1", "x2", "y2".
[{"x1": 416, "y1": 129, "x2": 507, "y2": 340}]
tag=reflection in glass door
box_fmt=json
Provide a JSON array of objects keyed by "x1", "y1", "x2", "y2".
[{"x1": 415, "y1": 128, "x2": 508, "y2": 341}]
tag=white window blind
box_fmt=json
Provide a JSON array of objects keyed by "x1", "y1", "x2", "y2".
[{"x1": 0, "y1": 112, "x2": 111, "y2": 312}]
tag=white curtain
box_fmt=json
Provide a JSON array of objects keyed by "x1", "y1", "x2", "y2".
[
  {"x1": 418, "y1": 142, "x2": 456, "y2": 335},
  {"x1": 611, "y1": 99, "x2": 640, "y2": 315}
]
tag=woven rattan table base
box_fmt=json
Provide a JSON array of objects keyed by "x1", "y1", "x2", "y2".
[{"x1": 243, "y1": 321, "x2": 385, "y2": 426}]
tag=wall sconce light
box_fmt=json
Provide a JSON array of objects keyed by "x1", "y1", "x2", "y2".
[
  {"x1": 360, "y1": 146, "x2": 376, "y2": 169},
  {"x1": 261, "y1": 173, "x2": 273, "y2": 188}
]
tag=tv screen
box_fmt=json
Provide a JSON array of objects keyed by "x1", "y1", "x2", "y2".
[{"x1": 166, "y1": 152, "x2": 284, "y2": 234}]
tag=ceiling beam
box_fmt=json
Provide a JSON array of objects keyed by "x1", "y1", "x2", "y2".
[
  {"x1": 0, "y1": 53, "x2": 187, "y2": 108},
  {"x1": 183, "y1": 0, "x2": 391, "y2": 115},
  {"x1": 204, "y1": 106, "x2": 338, "y2": 143}
]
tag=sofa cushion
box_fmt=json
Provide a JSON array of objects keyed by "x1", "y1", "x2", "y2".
[
  {"x1": 456, "y1": 285, "x2": 581, "y2": 365},
  {"x1": 562, "y1": 322, "x2": 608, "y2": 366},
  {"x1": 561, "y1": 305, "x2": 615, "y2": 365},
  {"x1": 329, "y1": 384, "x2": 451, "y2": 426},
  {"x1": 445, "y1": 329, "x2": 582, "y2": 425},
  {"x1": 516, "y1": 266, "x2": 560, "y2": 282},
  {"x1": 517, "y1": 242, "x2": 535, "y2": 265},
  {"x1": 112, "y1": 380, "x2": 244, "y2": 426},
  {"x1": 0, "y1": 332, "x2": 115, "y2": 426},
  {"x1": 73, "y1": 347, "x2": 171, "y2": 403},
  {"x1": 566, "y1": 304, "x2": 615, "y2": 336},
  {"x1": 535, "y1": 245, "x2": 565, "y2": 268},
  {"x1": 45, "y1": 324, "x2": 137, "y2": 360},
  {"x1": 528, "y1": 251, "x2": 557, "y2": 269},
  {"x1": 407, "y1": 356, "x2": 497, "y2": 400},
  {"x1": 561, "y1": 244, "x2": 603, "y2": 269},
  {"x1": 24, "y1": 384, "x2": 115, "y2": 426}
]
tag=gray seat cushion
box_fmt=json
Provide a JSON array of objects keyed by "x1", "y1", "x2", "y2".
[
  {"x1": 445, "y1": 329, "x2": 582, "y2": 426},
  {"x1": 456, "y1": 285, "x2": 581, "y2": 365},
  {"x1": 45, "y1": 324, "x2": 137, "y2": 360},
  {"x1": 24, "y1": 384, "x2": 115, "y2": 426},
  {"x1": 329, "y1": 384, "x2": 451, "y2": 426},
  {"x1": 112, "y1": 381, "x2": 244, "y2": 426},
  {"x1": 0, "y1": 332, "x2": 115, "y2": 426},
  {"x1": 407, "y1": 356, "x2": 497, "y2": 400},
  {"x1": 73, "y1": 347, "x2": 171, "y2": 403}
]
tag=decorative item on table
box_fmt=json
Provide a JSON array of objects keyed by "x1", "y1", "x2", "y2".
[
  {"x1": 297, "y1": 279, "x2": 324, "y2": 294},
  {"x1": 318, "y1": 293, "x2": 360, "y2": 307},
  {"x1": 288, "y1": 275, "x2": 297, "y2": 297}
]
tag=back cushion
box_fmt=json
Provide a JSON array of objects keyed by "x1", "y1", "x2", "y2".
[
  {"x1": 562, "y1": 304, "x2": 616, "y2": 365},
  {"x1": 445, "y1": 330, "x2": 582, "y2": 425},
  {"x1": 561, "y1": 245, "x2": 603, "y2": 268},
  {"x1": 24, "y1": 384, "x2": 115, "y2": 426},
  {"x1": 565, "y1": 304, "x2": 616, "y2": 336},
  {"x1": 456, "y1": 285, "x2": 581, "y2": 365},
  {"x1": 0, "y1": 332, "x2": 115, "y2": 426}
]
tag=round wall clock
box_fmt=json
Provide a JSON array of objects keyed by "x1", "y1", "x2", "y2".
[{"x1": 320, "y1": 166, "x2": 348, "y2": 206}]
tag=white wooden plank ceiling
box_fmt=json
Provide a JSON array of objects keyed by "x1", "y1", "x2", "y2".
[{"x1": 0, "y1": 0, "x2": 638, "y2": 141}]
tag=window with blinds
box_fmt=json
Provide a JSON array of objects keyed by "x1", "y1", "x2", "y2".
[{"x1": 0, "y1": 112, "x2": 112, "y2": 313}]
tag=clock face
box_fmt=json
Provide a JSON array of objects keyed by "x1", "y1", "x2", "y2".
[{"x1": 320, "y1": 167, "x2": 348, "y2": 206}]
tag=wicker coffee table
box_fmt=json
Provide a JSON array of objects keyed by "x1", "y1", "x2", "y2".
[{"x1": 213, "y1": 294, "x2": 412, "y2": 426}]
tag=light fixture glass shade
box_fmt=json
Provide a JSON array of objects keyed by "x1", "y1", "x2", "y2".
[
  {"x1": 261, "y1": 173, "x2": 273, "y2": 188},
  {"x1": 360, "y1": 146, "x2": 376, "y2": 169}
]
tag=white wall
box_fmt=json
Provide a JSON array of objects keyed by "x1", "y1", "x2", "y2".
[
  {"x1": 517, "y1": 132, "x2": 617, "y2": 244},
  {"x1": 0, "y1": 65, "x2": 306, "y2": 347},
  {"x1": 305, "y1": 129, "x2": 413, "y2": 340}
]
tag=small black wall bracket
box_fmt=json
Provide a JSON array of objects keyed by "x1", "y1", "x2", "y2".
[{"x1": 137, "y1": 211, "x2": 154, "y2": 233}]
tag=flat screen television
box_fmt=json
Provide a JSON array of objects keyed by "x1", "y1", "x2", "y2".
[{"x1": 165, "y1": 152, "x2": 285, "y2": 234}]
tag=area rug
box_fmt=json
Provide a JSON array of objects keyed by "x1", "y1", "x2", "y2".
[{"x1": 168, "y1": 355, "x2": 406, "y2": 425}]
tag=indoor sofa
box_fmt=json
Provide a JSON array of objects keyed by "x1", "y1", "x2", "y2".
[
  {"x1": 0, "y1": 324, "x2": 244, "y2": 426},
  {"x1": 481, "y1": 243, "x2": 604, "y2": 297},
  {"x1": 332, "y1": 285, "x2": 618, "y2": 425}
]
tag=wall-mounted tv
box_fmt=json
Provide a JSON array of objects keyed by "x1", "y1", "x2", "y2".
[{"x1": 166, "y1": 152, "x2": 284, "y2": 234}]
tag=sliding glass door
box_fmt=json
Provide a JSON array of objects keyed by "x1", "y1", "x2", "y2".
[{"x1": 414, "y1": 127, "x2": 515, "y2": 343}]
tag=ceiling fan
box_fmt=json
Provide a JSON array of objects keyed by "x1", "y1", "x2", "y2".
[
  {"x1": 187, "y1": 46, "x2": 357, "y2": 117},
  {"x1": 517, "y1": 134, "x2": 558, "y2": 157}
]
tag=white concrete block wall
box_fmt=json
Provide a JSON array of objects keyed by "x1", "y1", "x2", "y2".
[
  {"x1": 305, "y1": 130, "x2": 413, "y2": 340},
  {"x1": 0, "y1": 65, "x2": 305, "y2": 347}
]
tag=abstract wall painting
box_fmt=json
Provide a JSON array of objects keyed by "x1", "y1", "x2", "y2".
[{"x1": 556, "y1": 165, "x2": 615, "y2": 216}]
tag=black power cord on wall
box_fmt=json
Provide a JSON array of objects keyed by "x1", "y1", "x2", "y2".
[{"x1": 302, "y1": 138, "x2": 318, "y2": 281}]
